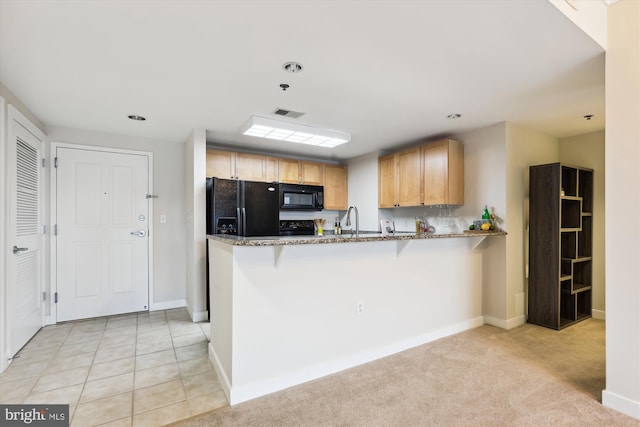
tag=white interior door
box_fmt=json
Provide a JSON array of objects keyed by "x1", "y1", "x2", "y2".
[
  {"x1": 7, "y1": 108, "x2": 45, "y2": 357},
  {"x1": 56, "y1": 147, "x2": 150, "y2": 322}
]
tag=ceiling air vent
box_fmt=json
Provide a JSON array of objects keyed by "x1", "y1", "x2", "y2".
[{"x1": 272, "y1": 108, "x2": 305, "y2": 119}]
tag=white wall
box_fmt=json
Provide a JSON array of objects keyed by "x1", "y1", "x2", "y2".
[
  {"x1": 603, "y1": 0, "x2": 640, "y2": 419},
  {"x1": 454, "y1": 123, "x2": 510, "y2": 325},
  {"x1": 505, "y1": 123, "x2": 560, "y2": 323},
  {"x1": 560, "y1": 130, "x2": 605, "y2": 317},
  {"x1": 347, "y1": 151, "x2": 380, "y2": 231},
  {"x1": 46, "y1": 126, "x2": 188, "y2": 310},
  {"x1": 184, "y1": 130, "x2": 208, "y2": 321}
]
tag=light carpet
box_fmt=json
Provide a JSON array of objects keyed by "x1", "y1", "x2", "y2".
[{"x1": 170, "y1": 319, "x2": 640, "y2": 427}]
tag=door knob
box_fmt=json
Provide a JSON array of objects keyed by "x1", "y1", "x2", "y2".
[
  {"x1": 13, "y1": 246, "x2": 28, "y2": 254},
  {"x1": 130, "y1": 230, "x2": 147, "y2": 237}
]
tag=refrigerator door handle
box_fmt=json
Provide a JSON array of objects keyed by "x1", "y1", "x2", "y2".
[{"x1": 241, "y1": 207, "x2": 247, "y2": 236}]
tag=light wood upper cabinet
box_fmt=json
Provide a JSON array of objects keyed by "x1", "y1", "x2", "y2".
[
  {"x1": 421, "y1": 139, "x2": 464, "y2": 206},
  {"x1": 278, "y1": 159, "x2": 324, "y2": 185},
  {"x1": 206, "y1": 149, "x2": 235, "y2": 179},
  {"x1": 278, "y1": 158, "x2": 302, "y2": 183},
  {"x1": 265, "y1": 156, "x2": 279, "y2": 182},
  {"x1": 397, "y1": 147, "x2": 422, "y2": 206},
  {"x1": 378, "y1": 138, "x2": 464, "y2": 208},
  {"x1": 235, "y1": 153, "x2": 268, "y2": 181},
  {"x1": 206, "y1": 149, "x2": 278, "y2": 182},
  {"x1": 323, "y1": 164, "x2": 348, "y2": 210},
  {"x1": 378, "y1": 154, "x2": 397, "y2": 208},
  {"x1": 378, "y1": 148, "x2": 421, "y2": 208},
  {"x1": 301, "y1": 161, "x2": 324, "y2": 185}
]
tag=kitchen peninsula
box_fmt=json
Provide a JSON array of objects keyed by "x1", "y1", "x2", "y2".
[{"x1": 207, "y1": 230, "x2": 505, "y2": 404}]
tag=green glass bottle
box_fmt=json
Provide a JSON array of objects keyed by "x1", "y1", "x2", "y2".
[{"x1": 482, "y1": 205, "x2": 490, "y2": 224}]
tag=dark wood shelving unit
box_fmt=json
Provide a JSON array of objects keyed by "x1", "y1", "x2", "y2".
[{"x1": 528, "y1": 163, "x2": 593, "y2": 330}]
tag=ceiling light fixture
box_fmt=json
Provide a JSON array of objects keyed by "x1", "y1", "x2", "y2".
[
  {"x1": 128, "y1": 115, "x2": 146, "y2": 121},
  {"x1": 241, "y1": 116, "x2": 350, "y2": 148},
  {"x1": 283, "y1": 62, "x2": 303, "y2": 73},
  {"x1": 447, "y1": 113, "x2": 461, "y2": 119}
]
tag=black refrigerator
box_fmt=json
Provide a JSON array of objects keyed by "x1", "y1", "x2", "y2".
[{"x1": 206, "y1": 177, "x2": 280, "y2": 237}]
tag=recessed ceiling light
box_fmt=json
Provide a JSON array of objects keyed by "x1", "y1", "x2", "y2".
[
  {"x1": 241, "y1": 116, "x2": 349, "y2": 148},
  {"x1": 447, "y1": 113, "x2": 461, "y2": 119},
  {"x1": 283, "y1": 62, "x2": 303, "y2": 73},
  {"x1": 128, "y1": 115, "x2": 146, "y2": 121}
]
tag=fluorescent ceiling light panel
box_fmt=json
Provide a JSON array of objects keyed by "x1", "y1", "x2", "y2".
[{"x1": 241, "y1": 116, "x2": 350, "y2": 148}]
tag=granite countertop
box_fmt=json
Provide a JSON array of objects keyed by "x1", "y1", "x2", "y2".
[{"x1": 207, "y1": 229, "x2": 506, "y2": 246}]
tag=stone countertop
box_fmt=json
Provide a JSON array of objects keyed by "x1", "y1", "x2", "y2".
[{"x1": 207, "y1": 229, "x2": 506, "y2": 247}]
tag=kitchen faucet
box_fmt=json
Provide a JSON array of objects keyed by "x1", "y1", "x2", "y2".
[{"x1": 345, "y1": 205, "x2": 359, "y2": 238}]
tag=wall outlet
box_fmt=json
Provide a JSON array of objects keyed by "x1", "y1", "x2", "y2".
[{"x1": 356, "y1": 301, "x2": 364, "y2": 316}]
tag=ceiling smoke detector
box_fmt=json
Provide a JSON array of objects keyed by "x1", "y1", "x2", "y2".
[
  {"x1": 128, "y1": 115, "x2": 146, "y2": 121},
  {"x1": 283, "y1": 62, "x2": 303, "y2": 73},
  {"x1": 447, "y1": 113, "x2": 461, "y2": 119},
  {"x1": 584, "y1": 114, "x2": 594, "y2": 120}
]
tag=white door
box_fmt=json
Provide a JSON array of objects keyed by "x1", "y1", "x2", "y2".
[
  {"x1": 7, "y1": 107, "x2": 45, "y2": 357},
  {"x1": 56, "y1": 147, "x2": 150, "y2": 322}
]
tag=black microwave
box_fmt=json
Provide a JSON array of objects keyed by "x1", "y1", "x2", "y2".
[{"x1": 279, "y1": 183, "x2": 324, "y2": 211}]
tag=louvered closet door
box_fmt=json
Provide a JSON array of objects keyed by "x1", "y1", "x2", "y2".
[{"x1": 8, "y1": 113, "x2": 44, "y2": 357}]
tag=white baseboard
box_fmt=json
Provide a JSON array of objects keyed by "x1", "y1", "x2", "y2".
[
  {"x1": 483, "y1": 314, "x2": 526, "y2": 330},
  {"x1": 185, "y1": 304, "x2": 208, "y2": 322},
  {"x1": 150, "y1": 299, "x2": 186, "y2": 311},
  {"x1": 603, "y1": 389, "x2": 640, "y2": 420},
  {"x1": 592, "y1": 309, "x2": 606, "y2": 320},
  {"x1": 223, "y1": 316, "x2": 484, "y2": 405},
  {"x1": 208, "y1": 342, "x2": 232, "y2": 402}
]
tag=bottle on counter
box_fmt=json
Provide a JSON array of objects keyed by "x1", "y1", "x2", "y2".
[
  {"x1": 482, "y1": 205, "x2": 490, "y2": 224},
  {"x1": 334, "y1": 218, "x2": 339, "y2": 235},
  {"x1": 337, "y1": 221, "x2": 342, "y2": 235}
]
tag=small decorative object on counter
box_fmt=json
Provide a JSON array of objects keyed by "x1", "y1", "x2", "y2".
[
  {"x1": 482, "y1": 205, "x2": 490, "y2": 224},
  {"x1": 314, "y1": 218, "x2": 326, "y2": 236},
  {"x1": 334, "y1": 217, "x2": 339, "y2": 234},
  {"x1": 337, "y1": 221, "x2": 342, "y2": 235}
]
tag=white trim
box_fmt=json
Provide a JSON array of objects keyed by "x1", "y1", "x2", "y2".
[
  {"x1": 483, "y1": 314, "x2": 526, "y2": 330},
  {"x1": 0, "y1": 96, "x2": 6, "y2": 374},
  {"x1": 49, "y1": 142, "x2": 153, "y2": 323},
  {"x1": 220, "y1": 316, "x2": 484, "y2": 405},
  {"x1": 209, "y1": 342, "x2": 232, "y2": 401},
  {"x1": 592, "y1": 309, "x2": 606, "y2": 320},
  {"x1": 150, "y1": 299, "x2": 186, "y2": 311},
  {"x1": 185, "y1": 301, "x2": 208, "y2": 322},
  {"x1": 603, "y1": 390, "x2": 640, "y2": 420}
]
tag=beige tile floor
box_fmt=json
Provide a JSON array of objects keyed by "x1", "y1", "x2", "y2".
[{"x1": 0, "y1": 308, "x2": 228, "y2": 427}]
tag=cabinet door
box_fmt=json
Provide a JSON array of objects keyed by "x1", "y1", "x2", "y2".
[
  {"x1": 235, "y1": 153, "x2": 266, "y2": 181},
  {"x1": 265, "y1": 156, "x2": 279, "y2": 182},
  {"x1": 422, "y1": 141, "x2": 448, "y2": 205},
  {"x1": 206, "y1": 149, "x2": 235, "y2": 179},
  {"x1": 397, "y1": 148, "x2": 421, "y2": 207},
  {"x1": 279, "y1": 158, "x2": 301, "y2": 183},
  {"x1": 378, "y1": 154, "x2": 397, "y2": 208},
  {"x1": 301, "y1": 161, "x2": 324, "y2": 185},
  {"x1": 323, "y1": 164, "x2": 348, "y2": 210},
  {"x1": 422, "y1": 139, "x2": 464, "y2": 206}
]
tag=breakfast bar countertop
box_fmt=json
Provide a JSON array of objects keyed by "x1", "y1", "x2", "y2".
[{"x1": 207, "y1": 229, "x2": 506, "y2": 247}]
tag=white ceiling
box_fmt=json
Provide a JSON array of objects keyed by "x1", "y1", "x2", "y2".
[{"x1": 0, "y1": 0, "x2": 605, "y2": 161}]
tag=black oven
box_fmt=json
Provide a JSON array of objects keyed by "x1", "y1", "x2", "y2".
[{"x1": 279, "y1": 183, "x2": 324, "y2": 211}]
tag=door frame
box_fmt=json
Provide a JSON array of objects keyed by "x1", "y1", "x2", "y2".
[
  {"x1": 50, "y1": 142, "x2": 154, "y2": 323},
  {"x1": 4, "y1": 104, "x2": 47, "y2": 360}
]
